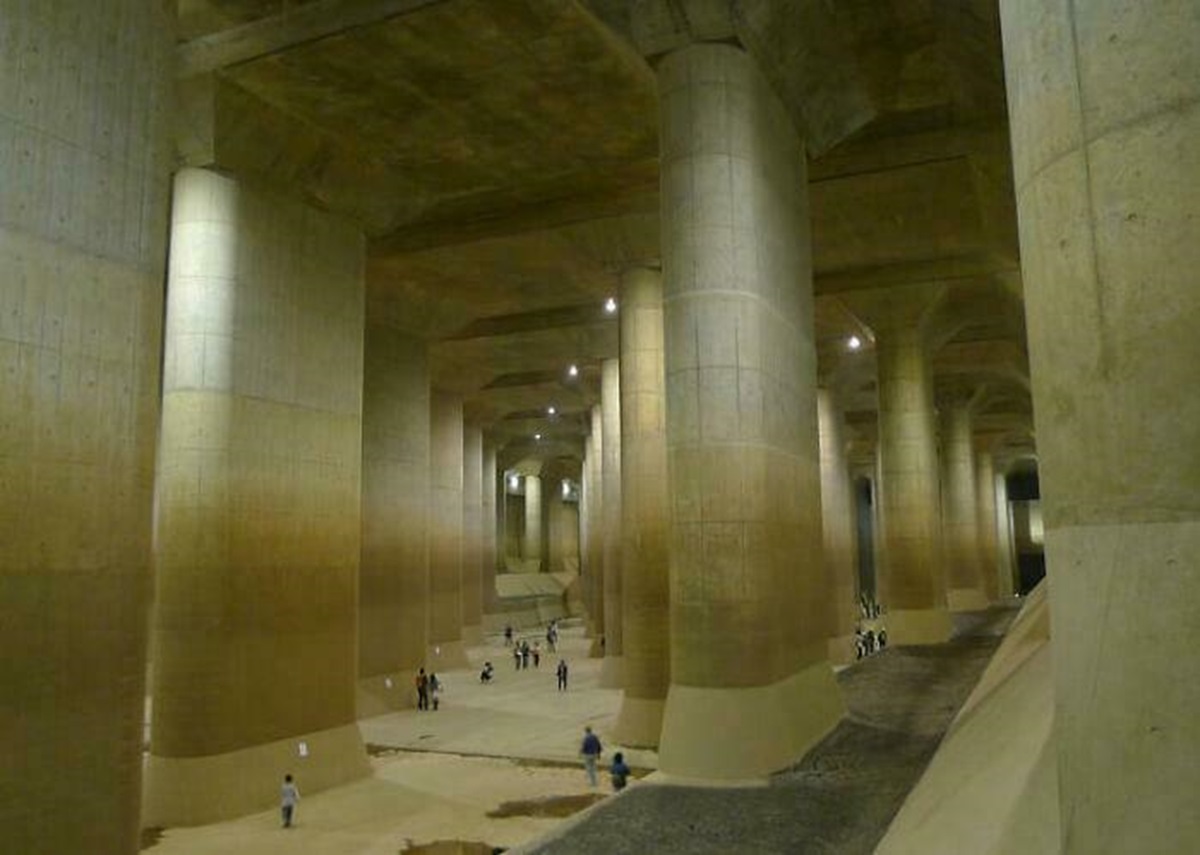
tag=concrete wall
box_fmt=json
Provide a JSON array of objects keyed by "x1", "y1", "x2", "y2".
[{"x1": 0, "y1": 2, "x2": 173, "y2": 850}]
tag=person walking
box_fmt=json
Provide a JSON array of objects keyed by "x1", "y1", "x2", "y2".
[
  {"x1": 280, "y1": 773, "x2": 300, "y2": 828},
  {"x1": 580, "y1": 726, "x2": 603, "y2": 787},
  {"x1": 556, "y1": 658, "x2": 568, "y2": 691},
  {"x1": 429, "y1": 672, "x2": 442, "y2": 710},
  {"x1": 415, "y1": 667, "x2": 429, "y2": 710}
]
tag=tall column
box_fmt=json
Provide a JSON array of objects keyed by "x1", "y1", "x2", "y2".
[
  {"x1": 482, "y1": 440, "x2": 499, "y2": 615},
  {"x1": 599, "y1": 357, "x2": 624, "y2": 687},
  {"x1": 522, "y1": 473, "x2": 542, "y2": 571},
  {"x1": 818, "y1": 389, "x2": 860, "y2": 661},
  {"x1": 1002, "y1": 2, "x2": 1200, "y2": 851},
  {"x1": 586, "y1": 405, "x2": 606, "y2": 654},
  {"x1": 428, "y1": 393, "x2": 468, "y2": 668},
  {"x1": 941, "y1": 402, "x2": 988, "y2": 610},
  {"x1": 974, "y1": 447, "x2": 1003, "y2": 601},
  {"x1": 995, "y1": 472, "x2": 1018, "y2": 595},
  {"x1": 657, "y1": 42, "x2": 844, "y2": 780},
  {"x1": 147, "y1": 169, "x2": 369, "y2": 825},
  {"x1": 0, "y1": 4, "x2": 172, "y2": 850},
  {"x1": 358, "y1": 324, "x2": 429, "y2": 715},
  {"x1": 614, "y1": 268, "x2": 671, "y2": 746},
  {"x1": 461, "y1": 424, "x2": 483, "y2": 644},
  {"x1": 845, "y1": 286, "x2": 951, "y2": 643}
]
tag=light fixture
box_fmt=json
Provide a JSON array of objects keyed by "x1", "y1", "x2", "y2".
[
  {"x1": 547, "y1": 406, "x2": 557, "y2": 416},
  {"x1": 604, "y1": 297, "x2": 617, "y2": 314},
  {"x1": 561, "y1": 479, "x2": 570, "y2": 498},
  {"x1": 509, "y1": 474, "x2": 520, "y2": 489},
  {"x1": 848, "y1": 335, "x2": 862, "y2": 351},
  {"x1": 567, "y1": 364, "x2": 579, "y2": 378},
  {"x1": 534, "y1": 433, "x2": 542, "y2": 441}
]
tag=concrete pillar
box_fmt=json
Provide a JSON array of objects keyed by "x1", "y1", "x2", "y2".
[
  {"x1": 147, "y1": 169, "x2": 369, "y2": 825},
  {"x1": 522, "y1": 473, "x2": 542, "y2": 571},
  {"x1": 482, "y1": 440, "x2": 499, "y2": 614},
  {"x1": 462, "y1": 424, "x2": 483, "y2": 644},
  {"x1": 599, "y1": 357, "x2": 624, "y2": 687},
  {"x1": 0, "y1": 4, "x2": 172, "y2": 850},
  {"x1": 995, "y1": 472, "x2": 1018, "y2": 596},
  {"x1": 657, "y1": 43, "x2": 843, "y2": 780},
  {"x1": 428, "y1": 393, "x2": 468, "y2": 669},
  {"x1": 614, "y1": 268, "x2": 671, "y2": 746},
  {"x1": 818, "y1": 389, "x2": 860, "y2": 662},
  {"x1": 941, "y1": 402, "x2": 988, "y2": 611},
  {"x1": 545, "y1": 466, "x2": 580, "y2": 573},
  {"x1": 586, "y1": 405, "x2": 606, "y2": 654},
  {"x1": 974, "y1": 447, "x2": 1003, "y2": 602},
  {"x1": 358, "y1": 325, "x2": 429, "y2": 715},
  {"x1": 846, "y1": 286, "x2": 951, "y2": 643},
  {"x1": 1002, "y1": 2, "x2": 1200, "y2": 850}
]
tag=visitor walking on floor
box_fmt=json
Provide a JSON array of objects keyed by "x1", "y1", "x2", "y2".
[
  {"x1": 580, "y1": 725, "x2": 603, "y2": 787},
  {"x1": 280, "y1": 773, "x2": 300, "y2": 828},
  {"x1": 429, "y1": 672, "x2": 442, "y2": 710},
  {"x1": 556, "y1": 658, "x2": 569, "y2": 691},
  {"x1": 415, "y1": 667, "x2": 430, "y2": 710},
  {"x1": 610, "y1": 752, "x2": 631, "y2": 791}
]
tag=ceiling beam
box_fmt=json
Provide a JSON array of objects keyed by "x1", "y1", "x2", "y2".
[{"x1": 177, "y1": 0, "x2": 445, "y2": 78}]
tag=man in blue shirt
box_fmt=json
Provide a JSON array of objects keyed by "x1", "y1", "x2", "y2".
[{"x1": 580, "y1": 725, "x2": 603, "y2": 787}]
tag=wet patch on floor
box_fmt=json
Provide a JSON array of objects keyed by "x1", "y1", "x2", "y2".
[
  {"x1": 487, "y1": 792, "x2": 607, "y2": 819},
  {"x1": 399, "y1": 840, "x2": 505, "y2": 854}
]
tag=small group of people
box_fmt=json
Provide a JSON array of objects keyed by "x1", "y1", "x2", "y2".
[
  {"x1": 579, "y1": 726, "x2": 630, "y2": 791},
  {"x1": 414, "y1": 667, "x2": 443, "y2": 710},
  {"x1": 512, "y1": 638, "x2": 541, "y2": 669},
  {"x1": 854, "y1": 626, "x2": 887, "y2": 659}
]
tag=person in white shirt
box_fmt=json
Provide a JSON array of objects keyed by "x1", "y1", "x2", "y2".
[{"x1": 280, "y1": 773, "x2": 300, "y2": 828}]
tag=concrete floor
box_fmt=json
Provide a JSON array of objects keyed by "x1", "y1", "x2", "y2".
[
  {"x1": 144, "y1": 611, "x2": 1011, "y2": 854},
  {"x1": 144, "y1": 621, "x2": 645, "y2": 854}
]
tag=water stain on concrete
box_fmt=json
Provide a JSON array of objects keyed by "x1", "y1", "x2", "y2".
[{"x1": 487, "y1": 792, "x2": 607, "y2": 819}]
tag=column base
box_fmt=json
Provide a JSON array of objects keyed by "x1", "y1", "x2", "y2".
[
  {"x1": 426, "y1": 640, "x2": 471, "y2": 671},
  {"x1": 461, "y1": 624, "x2": 484, "y2": 646},
  {"x1": 588, "y1": 636, "x2": 606, "y2": 658},
  {"x1": 357, "y1": 670, "x2": 417, "y2": 717},
  {"x1": 143, "y1": 722, "x2": 368, "y2": 827},
  {"x1": 613, "y1": 695, "x2": 665, "y2": 748},
  {"x1": 598, "y1": 655, "x2": 625, "y2": 688},
  {"x1": 826, "y1": 634, "x2": 858, "y2": 666},
  {"x1": 947, "y1": 588, "x2": 992, "y2": 612},
  {"x1": 885, "y1": 608, "x2": 954, "y2": 644},
  {"x1": 658, "y1": 657, "x2": 845, "y2": 781}
]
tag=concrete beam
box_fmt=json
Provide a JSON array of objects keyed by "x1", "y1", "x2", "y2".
[{"x1": 177, "y1": 0, "x2": 444, "y2": 78}]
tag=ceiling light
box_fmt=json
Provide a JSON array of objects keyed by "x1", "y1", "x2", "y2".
[
  {"x1": 848, "y1": 335, "x2": 862, "y2": 351},
  {"x1": 534, "y1": 433, "x2": 542, "y2": 441},
  {"x1": 509, "y1": 475, "x2": 519, "y2": 489},
  {"x1": 567, "y1": 364, "x2": 579, "y2": 378},
  {"x1": 547, "y1": 406, "x2": 557, "y2": 416},
  {"x1": 604, "y1": 297, "x2": 617, "y2": 314}
]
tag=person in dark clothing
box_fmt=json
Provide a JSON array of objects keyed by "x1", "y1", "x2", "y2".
[
  {"x1": 415, "y1": 668, "x2": 429, "y2": 710},
  {"x1": 580, "y1": 726, "x2": 602, "y2": 786},
  {"x1": 556, "y1": 658, "x2": 568, "y2": 690},
  {"x1": 610, "y1": 752, "x2": 631, "y2": 791}
]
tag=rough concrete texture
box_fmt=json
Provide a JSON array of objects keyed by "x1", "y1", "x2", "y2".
[
  {"x1": 482, "y1": 442, "x2": 499, "y2": 613},
  {"x1": 940, "y1": 402, "x2": 986, "y2": 609},
  {"x1": 359, "y1": 325, "x2": 430, "y2": 716},
  {"x1": 428, "y1": 392, "x2": 468, "y2": 669},
  {"x1": 1002, "y1": 1, "x2": 1200, "y2": 851},
  {"x1": 585, "y1": 407, "x2": 605, "y2": 647},
  {"x1": 656, "y1": 42, "x2": 840, "y2": 779},
  {"x1": 818, "y1": 388, "x2": 860, "y2": 646},
  {"x1": 613, "y1": 268, "x2": 670, "y2": 747},
  {"x1": 974, "y1": 449, "x2": 1003, "y2": 601},
  {"x1": 148, "y1": 168, "x2": 368, "y2": 824},
  {"x1": 520, "y1": 618, "x2": 1004, "y2": 854},
  {"x1": 522, "y1": 473, "x2": 542, "y2": 568},
  {"x1": 0, "y1": 2, "x2": 173, "y2": 850}
]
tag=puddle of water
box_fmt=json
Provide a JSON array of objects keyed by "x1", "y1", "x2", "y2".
[
  {"x1": 399, "y1": 841, "x2": 504, "y2": 854},
  {"x1": 487, "y1": 792, "x2": 606, "y2": 819}
]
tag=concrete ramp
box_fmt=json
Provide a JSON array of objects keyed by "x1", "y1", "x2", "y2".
[{"x1": 875, "y1": 582, "x2": 1060, "y2": 855}]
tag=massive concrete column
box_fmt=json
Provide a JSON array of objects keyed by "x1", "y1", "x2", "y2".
[
  {"x1": 462, "y1": 424, "x2": 483, "y2": 644},
  {"x1": 614, "y1": 268, "x2": 671, "y2": 746},
  {"x1": 586, "y1": 405, "x2": 606, "y2": 654},
  {"x1": 358, "y1": 324, "x2": 429, "y2": 715},
  {"x1": 522, "y1": 473, "x2": 542, "y2": 571},
  {"x1": 0, "y1": 4, "x2": 172, "y2": 850},
  {"x1": 994, "y1": 471, "x2": 1018, "y2": 596},
  {"x1": 147, "y1": 169, "x2": 369, "y2": 825},
  {"x1": 818, "y1": 389, "x2": 860, "y2": 661},
  {"x1": 1002, "y1": 2, "x2": 1200, "y2": 850},
  {"x1": 845, "y1": 287, "x2": 951, "y2": 643},
  {"x1": 545, "y1": 463, "x2": 581, "y2": 573},
  {"x1": 599, "y1": 357, "x2": 624, "y2": 687},
  {"x1": 974, "y1": 447, "x2": 1004, "y2": 601},
  {"x1": 428, "y1": 393, "x2": 468, "y2": 669},
  {"x1": 941, "y1": 402, "x2": 988, "y2": 611},
  {"x1": 657, "y1": 43, "x2": 843, "y2": 780},
  {"x1": 482, "y1": 440, "x2": 499, "y2": 614}
]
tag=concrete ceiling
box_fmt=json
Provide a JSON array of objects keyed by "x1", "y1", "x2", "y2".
[{"x1": 178, "y1": 0, "x2": 1032, "y2": 470}]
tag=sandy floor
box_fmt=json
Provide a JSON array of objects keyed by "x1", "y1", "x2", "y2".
[{"x1": 146, "y1": 622, "x2": 647, "y2": 854}]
